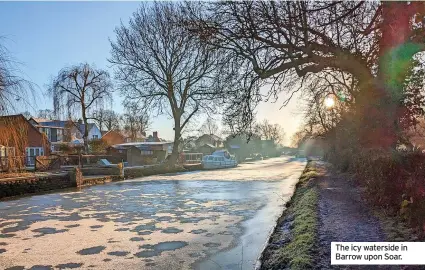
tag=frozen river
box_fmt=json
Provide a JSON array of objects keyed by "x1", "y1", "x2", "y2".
[{"x1": 0, "y1": 157, "x2": 306, "y2": 270}]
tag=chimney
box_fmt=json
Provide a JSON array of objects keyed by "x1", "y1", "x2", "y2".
[{"x1": 153, "y1": 131, "x2": 158, "y2": 139}]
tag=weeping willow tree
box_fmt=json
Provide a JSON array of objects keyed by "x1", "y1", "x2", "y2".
[
  {"x1": 49, "y1": 63, "x2": 112, "y2": 152},
  {"x1": 0, "y1": 38, "x2": 35, "y2": 115},
  {"x1": 0, "y1": 39, "x2": 38, "y2": 171}
]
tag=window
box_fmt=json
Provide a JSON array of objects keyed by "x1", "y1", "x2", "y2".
[
  {"x1": 0, "y1": 147, "x2": 13, "y2": 157},
  {"x1": 208, "y1": 156, "x2": 214, "y2": 161},
  {"x1": 25, "y1": 147, "x2": 44, "y2": 166},
  {"x1": 92, "y1": 135, "x2": 99, "y2": 139},
  {"x1": 57, "y1": 129, "x2": 63, "y2": 142}
]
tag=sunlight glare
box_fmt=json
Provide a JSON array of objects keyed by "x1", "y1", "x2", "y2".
[{"x1": 324, "y1": 97, "x2": 335, "y2": 108}]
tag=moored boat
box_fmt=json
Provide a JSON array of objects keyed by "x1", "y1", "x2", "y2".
[{"x1": 202, "y1": 150, "x2": 238, "y2": 169}]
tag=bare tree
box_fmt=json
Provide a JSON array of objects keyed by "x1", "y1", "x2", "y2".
[
  {"x1": 291, "y1": 129, "x2": 312, "y2": 148},
  {"x1": 198, "y1": 116, "x2": 219, "y2": 136},
  {"x1": 110, "y1": 2, "x2": 231, "y2": 164},
  {"x1": 0, "y1": 38, "x2": 35, "y2": 115},
  {"x1": 20, "y1": 111, "x2": 32, "y2": 119},
  {"x1": 91, "y1": 109, "x2": 121, "y2": 132},
  {"x1": 49, "y1": 63, "x2": 112, "y2": 152},
  {"x1": 190, "y1": 1, "x2": 425, "y2": 149},
  {"x1": 299, "y1": 70, "x2": 355, "y2": 135},
  {"x1": 121, "y1": 103, "x2": 150, "y2": 142},
  {"x1": 37, "y1": 109, "x2": 55, "y2": 120},
  {"x1": 255, "y1": 120, "x2": 285, "y2": 145}
]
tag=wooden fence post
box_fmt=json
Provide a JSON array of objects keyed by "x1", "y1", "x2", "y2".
[
  {"x1": 69, "y1": 166, "x2": 83, "y2": 187},
  {"x1": 118, "y1": 162, "x2": 124, "y2": 179}
]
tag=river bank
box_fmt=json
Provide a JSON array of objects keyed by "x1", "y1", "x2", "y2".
[
  {"x1": 260, "y1": 161, "x2": 423, "y2": 270},
  {"x1": 0, "y1": 164, "x2": 195, "y2": 200},
  {"x1": 260, "y1": 161, "x2": 319, "y2": 269}
]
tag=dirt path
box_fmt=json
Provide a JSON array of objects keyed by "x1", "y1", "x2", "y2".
[{"x1": 316, "y1": 162, "x2": 392, "y2": 270}]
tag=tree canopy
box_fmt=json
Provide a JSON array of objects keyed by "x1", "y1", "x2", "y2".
[{"x1": 189, "y1": 1, "x2": 425, "y2": 149}]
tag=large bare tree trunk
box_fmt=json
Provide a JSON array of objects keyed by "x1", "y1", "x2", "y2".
[
  {"x1": 168, "y1": 117, "x2": 181, "y2": 166},
  {"x1": 356, "y1": 2, "x2": 412, "y2": 150},
  {"x1": 81, "y1": 106, "x2": 89, "y2": 154}
]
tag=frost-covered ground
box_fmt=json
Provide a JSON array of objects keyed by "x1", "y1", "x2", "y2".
[{"x1": 0, "y1": 157, "x2": 305, "y2": 270}]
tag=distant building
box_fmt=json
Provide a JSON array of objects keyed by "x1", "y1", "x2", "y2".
[
  {"x1": 101, "y1": 130, "x2": 126, "y2": 146},
  {"x1": 197, "y1": 143, "x2": 217, "y2": 155},
  {"x1": 28, "y1": 118, "x2": 101, "y2": 152},
  {"x1": 75, "y1": 121, "x2": 102, "y2": 141},
  {"x1": 120, "y1": 130, "x2": 146, "y2": 143},
  {"x1": 0, "y1": 114, "x2": 50, "y2": 167},
  {"x1": 195, "y1": 134, "x2": 224, "y2": 148},
  {"x1": 182, "y1": 136, "x2": 198, "y2": 151},
  {"x1": 146, "y1": 131, "x2": 167, "y2": 142},
  {"x1": 28, "y1": 118, "x2": 69, "y2": 145},
  {"x1": 111, "y1": 141, "x2": 173, "y2": 166}
]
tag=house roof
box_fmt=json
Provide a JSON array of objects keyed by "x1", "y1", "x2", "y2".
[
  {"x1": 120, "y1": 130, "x2": 146, "y2": 140},
  {"x1": 34, "y1": 120, "x2": 70, "y2": 128},
  {"x1": 29, "y1": 117, "x2": 50, "y2": 124},
  {"x1": 101, "y1": 130, "x2": 124, "y2": 138},
  {"x1": 31, "y1": 119, "x2": 97, "y2": 133},
  {"x1": 114, "y1": 141, "x2": 173, "y2": 147},
  {"x1": 0, "y1": 114, "x2": 48, "y2": 139},
  {"x1": 197, "y1": 134, "x2": 223, "y2": 142},
  {"x1": 102, "y1": 130, "x2": 146, "y2": 141},
  {"x1": 112, "y1": 141, "x2": 173, "y2": 151},
  {"x1": 35, "y1": 125, "x2": 66, "y2": 130},
  {"x1": 201, "y1": 143, "x2": 216, "y2": 149}
]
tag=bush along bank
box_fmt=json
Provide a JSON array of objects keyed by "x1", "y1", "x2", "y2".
[
  {"x1": 329, "y1": 149, "x2": 425, "y2": 240},
  {"x1": 260, "y1": 161, "x2": 320, "y2": 270}
]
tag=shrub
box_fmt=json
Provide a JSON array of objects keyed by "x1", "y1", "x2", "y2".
[
  {"x1": 348, "y1": 150, "x2": 425, "y2": 237},
  {"x1": 88, "y1": 139, "x2": 108, "y2": 154},
  {"x1": 56, "y1": 143, "x2": 71, "y2": 153}
]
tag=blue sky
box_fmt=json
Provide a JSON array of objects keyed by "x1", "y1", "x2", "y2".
[
  {"x1": 0, "y1": 1, "x2": 139, "y2": 109},
  {"x1": 0, "y1": 2, "x2": 302, "y2": 144}
]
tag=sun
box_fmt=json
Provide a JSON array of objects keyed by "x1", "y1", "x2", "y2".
[{"x1": 324, "y1": 97, "x2": 335, "y2": 108}]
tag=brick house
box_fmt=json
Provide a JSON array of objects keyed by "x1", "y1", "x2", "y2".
[
  {"x1": 0, "y1": 114, "x2": 50, "y2": 167},
  {"x1": 101, "y1": 130, "x2": 126, "y2": 146}
]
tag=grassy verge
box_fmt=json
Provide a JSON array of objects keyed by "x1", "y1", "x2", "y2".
[{"x1": 261, "y1": 161, "x2": 320, "y2": 270}]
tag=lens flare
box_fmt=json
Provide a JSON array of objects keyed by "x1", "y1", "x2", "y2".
[{"x1": 324, "y1": 97, "x2": 335, "y2": 108}]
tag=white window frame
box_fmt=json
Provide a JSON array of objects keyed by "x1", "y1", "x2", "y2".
[{"x1": 25, "y1": 147, "x2": 44, "y2": 166}]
